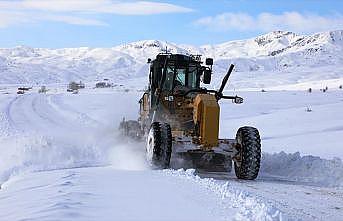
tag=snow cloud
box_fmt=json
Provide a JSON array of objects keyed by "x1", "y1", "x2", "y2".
[
  {"x1": 0, "y1": 0, "x2": 192, "y2": 27},
  {"x1": 194, "y1": 12, "x2": 343, "y2": 33}
]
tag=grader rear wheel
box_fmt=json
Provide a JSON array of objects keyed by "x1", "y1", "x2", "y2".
[
  {"x1": 234, "y1": 126, "x2": 261, "y2": 180},
  {"x1": 146, "y1": 122, "x2": 172, "y2": 169}
]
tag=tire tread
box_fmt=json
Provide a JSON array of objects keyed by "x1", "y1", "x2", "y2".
[{"x1": 234, "y1": 126, "x2": 261, "y2": 180}]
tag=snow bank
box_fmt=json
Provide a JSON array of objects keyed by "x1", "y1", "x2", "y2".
[
  {"x1": 0, "y1": 131, "x2": 148, "y2": 184},
  {"x1": 260, "y1": 152, "x2": 343, "y2": 187},
  {"x1": 164, "y1": 169, "x2": 283, "y2": 221}
]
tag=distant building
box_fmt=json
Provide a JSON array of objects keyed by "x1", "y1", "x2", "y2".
[
  {"x1": 68, "y1": 81, "x2": 85, "y2": 91},
  {"x1": 95, "y1": 81, "x2": 112, "y2": 88}
]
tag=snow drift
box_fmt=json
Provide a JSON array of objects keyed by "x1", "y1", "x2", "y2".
[{"x1": 261, "y1": 151, "x2": 343, "y2": 187}]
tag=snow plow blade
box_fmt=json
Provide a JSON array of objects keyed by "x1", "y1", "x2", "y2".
[{"x1": 172, "y1": 151, "x2": 232, "y2": 172}]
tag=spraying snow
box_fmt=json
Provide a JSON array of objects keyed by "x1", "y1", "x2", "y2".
[{"x1": 0, "y1": 131, "x2": 148, "y2": 184}]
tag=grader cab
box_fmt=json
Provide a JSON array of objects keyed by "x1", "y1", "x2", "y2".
[{"x1": 121, "y1": 53, "x2": 261, "y2": 180}]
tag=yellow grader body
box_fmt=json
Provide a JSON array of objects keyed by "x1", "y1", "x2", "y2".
[
  {"x1": 193, "y1": 94, "x2": 220, "y2": 148},
  {"x1": 120, "y1": 53, "x2": 261, "y2": 180}
]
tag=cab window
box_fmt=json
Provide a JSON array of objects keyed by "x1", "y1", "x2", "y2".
[
  {"x1": 163, "y1": 67, "x2": 174, "y2": 91},
  {"x1": 175, "y1": 69, "x2": 186, "y2": 87}
]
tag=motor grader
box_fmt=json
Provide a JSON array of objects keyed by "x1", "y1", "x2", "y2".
[{"x1": 120, "y1": 53, "x2": 261, "y2": 180}]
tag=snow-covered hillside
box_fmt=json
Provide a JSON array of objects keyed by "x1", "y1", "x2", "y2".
[{"x1": 1, "y1": 30, "x2": 343, "y2": 89}]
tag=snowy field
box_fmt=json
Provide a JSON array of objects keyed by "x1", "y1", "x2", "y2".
[{"x1": 0, "y1": 84, "x2": 342, "y2": 221}]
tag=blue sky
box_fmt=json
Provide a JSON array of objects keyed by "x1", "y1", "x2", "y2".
[{"x1": 0, "y1": 0, "x2": 342, "y2": 48}]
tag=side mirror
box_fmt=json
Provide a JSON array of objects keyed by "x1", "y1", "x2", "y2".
[
  {"x1": 233, "y1": 96, "x2": 243, "y2": 104},
  {"x1": 202, "y1": 69, "x2": 211, "y2": 84},
  {"x1": 147, "y1": 58, "x2": 152, "y2": 63},
  {"x1": 205, "y1": 58, "x2": 213, "y2": 66}
]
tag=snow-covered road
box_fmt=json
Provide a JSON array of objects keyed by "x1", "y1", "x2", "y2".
[
  {"x1": 0, "y1": 86, "x2": 342, "y2": 220},
  {"x1": 0, "y1": 168, "x2": 242, "y2": 221}
]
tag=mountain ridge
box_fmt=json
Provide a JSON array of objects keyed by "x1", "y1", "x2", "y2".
[{"x1": 0, "y1": 30, "x2": 342, "y2": 88}]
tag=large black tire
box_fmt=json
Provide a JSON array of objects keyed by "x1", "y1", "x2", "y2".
[
  {"x1": 234, "y1": 126, "x2": 261, "y2": 180},
  {"x1": 146, "y1": 122, "x2": 172, "y2": 169}
]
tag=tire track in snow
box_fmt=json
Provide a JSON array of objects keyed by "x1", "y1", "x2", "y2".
[
  {"x1": 5, "y1": 94, "x2": 62, "y2": 133},
  {"x1": 31, "y1": 94, "x2": 68, "y2": 129},
  {"x1": 4, "y1": 93, "x2": 101, "y2": 135},
  {"x1": 47, "y1": 94, "x2": 102, "y2": 128}
]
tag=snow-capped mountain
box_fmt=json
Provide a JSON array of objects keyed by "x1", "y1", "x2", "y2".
[{"x1": 0, "y1": 30, "x2": 343, "y2": 88}]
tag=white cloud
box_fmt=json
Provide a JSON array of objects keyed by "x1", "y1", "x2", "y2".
[
  {"x1": 42, "y1": 15, "x2": 108, "y2": 26},
  {"x1": 0, "y1": 0, "x2": 192, "y2": 28},
  {"x1": 194, "y1": 12, "x2": 343, "y2": 33},
  {"x1": 0, "y1": 11, "x2": 31, "y2": 28},
  {"x1": 0, "y1": 11, "x2": 108, "y2": 27},
  {"x1": 19, "y1": 0, "x2": 193, "y2": 15}
]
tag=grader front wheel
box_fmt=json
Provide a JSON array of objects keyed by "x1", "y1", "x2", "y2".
[
  {"x1": 146, "y1": 122, "x2": 172, "y2": 169},
  {"x1": 234, "y1": 126, "x2": 261, "y2": 180}
]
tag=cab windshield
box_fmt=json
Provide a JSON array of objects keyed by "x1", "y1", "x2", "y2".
[{"x1": 163, "y1": 64, "x2": 199, "y2": 92}]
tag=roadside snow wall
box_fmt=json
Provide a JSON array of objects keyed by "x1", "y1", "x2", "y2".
[{"x1": 260, "y1": 151, "x2": 343, "y2": 187}]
